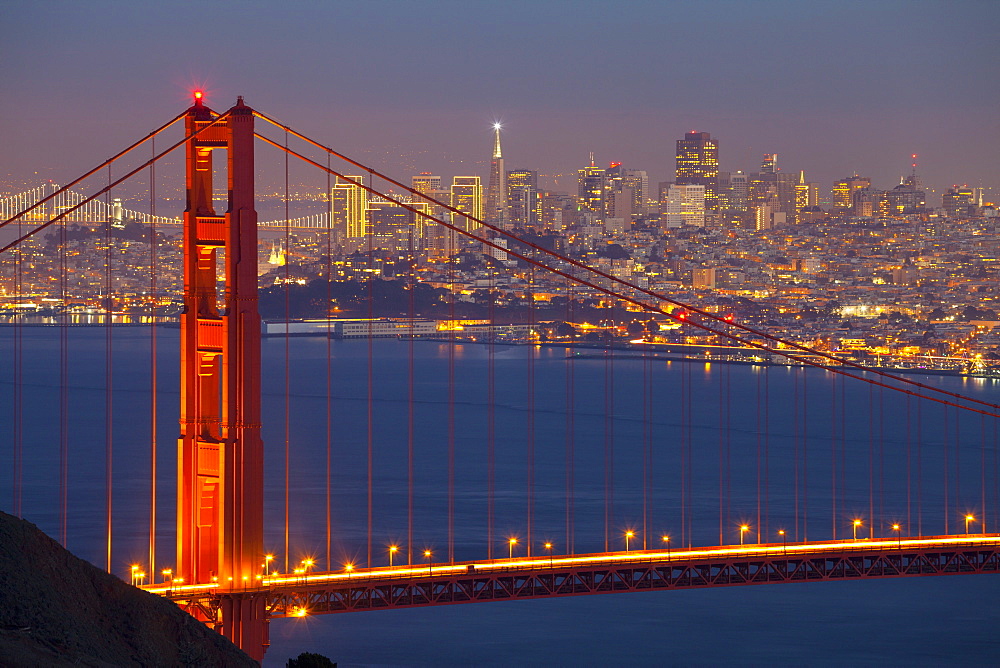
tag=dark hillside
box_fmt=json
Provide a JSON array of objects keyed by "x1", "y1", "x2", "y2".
[{"x1": 0, "y1": 511, "x2": 256, "y2": 667}]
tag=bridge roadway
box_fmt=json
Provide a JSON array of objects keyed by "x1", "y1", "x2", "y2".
[{"x1": 145, "y1": 534, "x2": 1000, "y2": 622}]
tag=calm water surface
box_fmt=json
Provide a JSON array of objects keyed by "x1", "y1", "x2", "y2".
[{"x1": 1, "y1": 327, "x2": 998, "y2": 666}]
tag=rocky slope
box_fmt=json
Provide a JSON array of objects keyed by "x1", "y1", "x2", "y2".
[{"x1": 0, "y1": 510, "x2": 257, "y2": 667}]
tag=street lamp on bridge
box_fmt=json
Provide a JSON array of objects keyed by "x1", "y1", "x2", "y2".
[
  {"x1": 625, "y1": 530, "x2": 635, "y2": 552},
  {"x1": 424, "y1": 550, "x2": 433, "y2": 576},
  {"x1": 853, "y1": 519, "x2": 863, "y2": 541},
  {"x1": 965, "y1": 514, "x2": 977, "y2": 534},
  {"x1": 778, "y1": 529, "x2": 786, "y2": 555},
  {"x1": 508, "y1": 537, "x2": 518, "y2": 559},
  {"x1": 892, "y1": 524, "x2": 901, "y2": 548},
  {"x1": 544, "y1": 542, "x2": 553, "y2": 568},
  {"x1": 661, "y1": 535, "x2": 671, "y2": 559},
  {"x1": 740, "y1": 525, "x2": 750, "y2": 546},
  {"x1": 389, "y1": 545, "x2": 399, "y2": 567}
]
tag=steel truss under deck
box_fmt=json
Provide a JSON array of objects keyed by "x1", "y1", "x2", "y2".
[{"x1": 159, "y1": 538, "x2": 1000, "y2": 625}]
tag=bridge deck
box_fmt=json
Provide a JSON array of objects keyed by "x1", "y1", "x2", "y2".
[{"x1": 145, "y1": 534, "x2": 1000, "y2": 621}]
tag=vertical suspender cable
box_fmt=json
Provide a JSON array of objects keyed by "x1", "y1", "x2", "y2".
[
  {"x1": 105, "y1": 164, "x2": 114, "y2": 573},
  {"x1": 326, "y1": 153, "x2": 333, "y2": 570},
  {"x1": 917, "y1": 395, "x2": 923, "y2": 536},
  {"x1": 446, "y1": 227, "x2": 455, "y2": 564},
  {"x1": 564, "y1": 280, "x2": 575, "y2": 555},
  {"x1": 406, "y1": 219, "x2": 415, "y2": 566},
  {"x1": 831, "y1": 371, "x2": 838, "y2": 539},
  {"x1": 283, "y1": 130, "x2": 291, "y2": 573},
  {"x1": 366, "y1": 172, "x2": 374, "y2": 568},
  {"x1": 604, "y1": 339, "x2": 613, "y2": 551},
  {"x1": 955, "y1": 402, "x2": 961, "y2": 529},
  {"x1": 149, "y1": 137, "x2": 158, "y2": 575},
  {"x1": 644, "y1": 320, "x2": 652, "y2": 550},
  {"x1": 868, "y1": 383, "x2": 875, "y2": 537},
  {"x1": 791, "y1": 367, "x2": 798, "y2": 543},
  {"x1": 59, "y1": 182, "x2": 69, "y2": 545},
  {"x1": 983, "y1": 418, "x2": 1000, "y2": 530},
  {"x1": 13, "y1": 187, "x2": 22, "y2": 518},
  {"x1": 981, "y1": 413, "x2": 986, "y2": 532},
  {"x1": 905, "y1": 394, "x2": 911, "y2": 533},
  {"x1": 487, "y1": 232, "x2": 496, "y2": 560},
  {"x1": 943, "y1": 405, "x2": 949, "y2": 534},
  {"x1": 878, "y1": 386, "x2": 885, "y2": 538},
  {"x1": 802, "y1": 367, "x2": 808, "y2": 541},
  {"x1": 684, "y1": 348, "x2": 694, "y2": 547},
  {"x1": 526, "y1": 265, "x2": 535, "y2": 556},
  {"x1": 682, "y1": 352, "x2": 690, "y2": 547},
  {"x1": 724, "y1": 362, "x2": 731, "y2": 541},
  {"x1": 762, "y1": 367, "x2": 769, "y2": 542},
  {"x1": 718, "y1": 353, "x2": 725, "y2": 545}
]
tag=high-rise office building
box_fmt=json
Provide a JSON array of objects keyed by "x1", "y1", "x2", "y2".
[
  {"x1": 794, "y1": 171, "x2": 819, "y2": 217},
  {"x1": 451, "y1": 176, "x2": 483, "y2": 234},
  {"x1": 507, "y1": 169, "x2": 541, "y2": 229},
  {"x1": 662, "y1": 184, "x2": 706, "y2": 228},
  {"x1": 832, "y1": 175, "x2": 871, "y2": 209},
  {"x1": 331, "y1": 175, "x2": 367, "y2": 239},
  {"x1": 411, "y1": 173, "x2": 442, "y2": 196},
  {"x1": 484, "y1": 124, "x2": 507, "y2": 228},
  {"x1": 578, "y1": 153, "x2": 605, "y2": 216},
  {"x1": 675, "y1": 132, "x2": 719, "y2": 210},
  {"x1": 622, "y1": 169, "x2": 649, "y2": 214},
  {"x1": 760, "y1": 153, "x2": 778, "y2": 175}
]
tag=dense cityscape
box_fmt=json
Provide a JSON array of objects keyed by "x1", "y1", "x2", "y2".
[{"x1": 2, "y1": 126, "x2": 998, "y2": 375}]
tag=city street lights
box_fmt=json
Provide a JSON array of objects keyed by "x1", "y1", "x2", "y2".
[
  {"x1": 625, "y1": 530, "x2": 635, "y2": 552},
  {"x1": 544, "y1": 542, "x2": 553, "y2": 568},
  {"x1": 778, "y1": 529, "x2": 786, "y2": 555},
  {"x1": 424, "y1": 550, "x2": 433, "y2": 576},
  {"x1": 389, "y1": 545, "x2": 399, "y2": 567},
  {"x1": 508, "y1": 537, "x2": 518, "y2": 559},
  {"x1": 853, "y1": 519, "x2": 863, "y2": 541},
  {"x1": 892, "y1": 524, "x2": 901, "y2": 548},
  {"x1": 740, "y1": 525, "x2": 750, "y2": 546},
  {"x1": 965, "y1": 514, "x2": 976, "y2": 534}
]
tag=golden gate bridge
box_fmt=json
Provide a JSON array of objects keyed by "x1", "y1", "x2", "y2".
[{"x1": 2, "y1": 94, "x2": 998, "y2": 661}]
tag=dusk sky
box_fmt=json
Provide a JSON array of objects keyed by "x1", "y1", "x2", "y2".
[{"x1": 3, "y1": 0, "x2": 998, "y2": 198}]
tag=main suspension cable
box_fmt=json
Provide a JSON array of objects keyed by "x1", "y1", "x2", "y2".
[
  {"x1": 251, "y1": 128, "x2": 1000, "y2": 419},
  {"x1": 0, "y1": 111, "x2": 186, "y2": 231},
  {"x1": 250, "y1": 110, "x2": 1000, "y2": 417},
  {"x1": 2, "y1": 110, "x2": 233, "y2": 254}
]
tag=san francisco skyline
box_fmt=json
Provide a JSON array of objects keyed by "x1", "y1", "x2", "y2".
[{"x1": 2, "y1": 0, "x2": 998, "y2": 196}]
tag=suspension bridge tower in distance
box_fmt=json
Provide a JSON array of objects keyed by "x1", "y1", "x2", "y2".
[{"x1": 176, "y1": 93, "x2": 267, "y2": 659}]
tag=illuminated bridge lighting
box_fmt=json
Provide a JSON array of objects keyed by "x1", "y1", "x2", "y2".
[{"x1": 139, "y1": 534, "x2": 1000, "y2": 596}]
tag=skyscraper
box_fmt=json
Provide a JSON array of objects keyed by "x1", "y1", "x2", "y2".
[
  {"x1": 331, "y1": 175, "x2": 367, "y2": 240},
  {"x1": 451, "y1": 176, "x2": 483, "y2": 234},
  {"x1": 675, "y1": 132, "x2": 719, "y2": 210},
  {"x1": 411, "y1": 173, "x2": 442, "y2": 196},
  {"x1": 794, "y1": 171, "x2": 819, "y2": 216},
  {"x1": 832, "y1": 175, "x2": 871, "y2": 209},
  {"x1": 507, "y1": 169, "x2": 540, "y2": 229},
  {"x1": 578, "y1": 153, "x2": 605, "y2": 217},
  {"x1": 662, "y1": 184, "x2": 706, "y2": 228},
  {"x1": 484, "y1": 124, "x2": 507, "y2": 228}
]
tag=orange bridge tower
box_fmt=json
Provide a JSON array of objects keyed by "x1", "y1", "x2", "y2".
[{"x1": 176, "y1": 93, "x2": 266, "y2": 659}]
